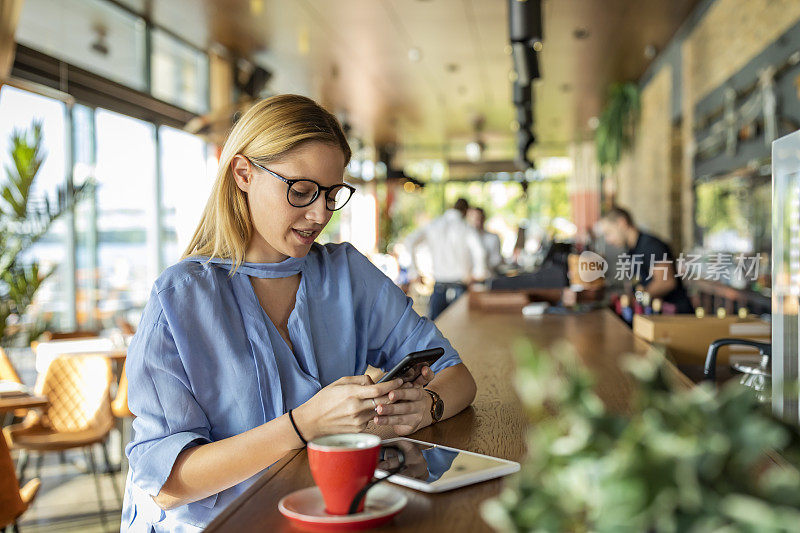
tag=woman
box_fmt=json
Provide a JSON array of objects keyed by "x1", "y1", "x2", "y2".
[{"x1": 121, "y1": 94, "x2": 477, "y2": 532}]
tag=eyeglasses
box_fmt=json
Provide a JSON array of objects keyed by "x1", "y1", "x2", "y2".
[{"x1": 245, "y1": 157, "x2": 355, "y2": 211}]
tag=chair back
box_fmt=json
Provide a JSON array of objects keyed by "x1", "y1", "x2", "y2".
[
  {"x1": 40, "y1": 330, "x2": 101, "y2": 342},
  {"x1": 32, "y1": 338, "x2": 114, "y2": 375},
  {"x1": 112, "y1": 365, "x2": 133, "y2": 418},
  {"x1": 0, "y1": 347, "x2": 22, "y2": 384},
  {"x1": 40, "y1": 355, "x2": 114, "y2": 434},
  {"x1": 0, "y1": 428, "x2": 26, "y2": 527}
]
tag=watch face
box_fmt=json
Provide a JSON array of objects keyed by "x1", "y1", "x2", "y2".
[{"x1": 433, "y1": 400, "x2": 444, "y2": 421}]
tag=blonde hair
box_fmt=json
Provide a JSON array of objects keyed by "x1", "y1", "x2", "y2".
[{"x1": 182, "y1": 94, "x2": 351, "y2": 272}]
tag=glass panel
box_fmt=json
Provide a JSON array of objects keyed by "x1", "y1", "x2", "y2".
[
  {"x1": 95, "y1": 109, "x2": 156, "y2": 327},
  {"x1": 73, "y1": 104, "x2": 98, "y2": 329},
  {"x1": 16, "y1": 0, "x2": 147, "y2": 91},
  {"x1": 0, "y1": 86, "x2": 69, "y2": 328},
  {"x1": 695, "y1": 173, "x2": 771, "y2": 255},
  {"x1": 772, "y1": 130, "x2": 800, "y2": 422},
  {"x1": 159, "y1": 126, "x2": 214, "y2": 265},
  {"x1": 151, "y1": 29, "x2": 209, "y2": 113}
]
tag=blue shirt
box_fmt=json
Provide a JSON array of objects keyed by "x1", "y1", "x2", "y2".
[{"x1": 121, "y1": 242, "x2": 462, "y2": 532}]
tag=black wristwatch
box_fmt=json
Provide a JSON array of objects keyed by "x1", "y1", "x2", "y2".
[{"x1": 425, "y1": 389, "x2": 444, "y2": 422}]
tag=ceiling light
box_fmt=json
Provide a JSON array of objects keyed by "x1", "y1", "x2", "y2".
[
  {"x1": 250, "y1": 0, "x2": 264, "y2": 15},
  {"x1": 408, "y1": 47, "x2": 422, "y2": 62}
]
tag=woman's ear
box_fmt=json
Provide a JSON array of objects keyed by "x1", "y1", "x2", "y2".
[{"x1": 231, "y1": 155, "x2": 252, "y2": 192}]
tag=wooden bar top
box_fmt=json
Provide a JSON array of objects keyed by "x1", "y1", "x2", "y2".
[{"x1": 206, "y1": 298, "x2": 690, "y2": 532}]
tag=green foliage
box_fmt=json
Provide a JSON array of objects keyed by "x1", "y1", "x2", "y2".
[
  {"x1": 596, "y1": 83, "x2": 640, "y2": 169},
  {"x1": 482, "y1": 341, "x2": 800, "y2": 532},
  {"x1": 0, "y1": 121, "x2": 92, "y2": 345}
]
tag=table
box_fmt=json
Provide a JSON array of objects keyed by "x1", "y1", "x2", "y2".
[
  {"x1": 206, "y1": 298, "x2": 691, "y2": 532},
  {"x1": 0, "y1": 395, "x2": 48, "y2": 415},
  {"x1": 0, "y1": 394, "x2": 49, "y2": 428}
]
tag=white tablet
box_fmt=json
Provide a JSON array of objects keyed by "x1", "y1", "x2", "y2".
[{"x1": 375, "y1": 437, "x2": 520, "y2": 493}]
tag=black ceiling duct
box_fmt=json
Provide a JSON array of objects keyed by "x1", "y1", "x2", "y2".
[
  {"x1": 515, "y1": 128, "x2": 535, "y2": 169},
  {"x1": 236, "y1": 59, "x2": 273, "y2": 99},
  {"x1": 512, "y1": 42, "x2": 540, "y2": 82},
  {"x1": 512, "y1": 81, "x2": 531, "y2": 106},
  {"x1": 508, "y1": 0, "x2": 542, "y2": 45},
  {"x1": 515, "y1": 104, "x2": 533, "y2": 129}
]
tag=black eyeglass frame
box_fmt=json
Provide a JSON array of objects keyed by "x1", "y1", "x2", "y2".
[{"x1": 244, "y1": 156, "x2": 356, "y2": 211}]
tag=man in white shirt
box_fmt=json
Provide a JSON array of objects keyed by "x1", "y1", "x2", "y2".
[
  {"x1": 406, "y1": 198, "x2": 488, "y2": 320},
  {"x1": 468, "y1": 207, "x2": 503, "y2": 276}
]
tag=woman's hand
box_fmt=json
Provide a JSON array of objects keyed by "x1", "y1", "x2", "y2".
[
  {"x1": 374, "y1": 366, "x2": 435, "y2": 436},
  {"x1": 379, "y1": 439, "x2": 429, "y2": 480},
  {"x1": 293, "y1": 375, "x2": 403, "y2": 441}
]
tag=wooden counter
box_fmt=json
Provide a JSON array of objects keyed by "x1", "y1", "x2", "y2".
[{"x1": 206, "y1": 298, "x2": 690, "y2": 532}]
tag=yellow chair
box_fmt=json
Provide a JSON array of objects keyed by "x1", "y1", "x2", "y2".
[
  {"x1": 4, "y1": 354, "x2": 120, "y2": 529},
  {"x1": 0, "y1": 428, "x2": 40, "y2": 533},
  {"x1": 0, "y1": 347, "x2": 22, "y2": 384},
  {"x1": 111, "y1": 366, "x2": 132, "y2": 419}
]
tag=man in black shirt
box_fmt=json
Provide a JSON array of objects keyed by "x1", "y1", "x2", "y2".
[{"x1": 599, "y1": 207, "x2": 694, "y2": 313}]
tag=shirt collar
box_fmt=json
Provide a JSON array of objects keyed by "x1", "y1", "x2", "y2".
[
  {"x1": 444, "y1": 209, "x2": 462, "y2": 221},
  {"x1": 628, "y1": 231, "x2": 643, "y2": 254},
  {"x1": 185, "y1": 254, "x2": 306, "y2": 279}
]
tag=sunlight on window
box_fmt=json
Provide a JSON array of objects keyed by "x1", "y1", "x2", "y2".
[
  {"x1": 0, "y1": 86, "x2": 69, "y2": 326},
  {"x1": 95, "y1": 108, "x2": 156, "y2": 321},
  {"x1": 160, "y1": 125, "x2": 214, "y2": 264}
]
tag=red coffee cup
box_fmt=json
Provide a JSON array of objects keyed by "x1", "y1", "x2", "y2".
[{"x1": 308, "y1": 434, "x2": 405, "y2": 515}]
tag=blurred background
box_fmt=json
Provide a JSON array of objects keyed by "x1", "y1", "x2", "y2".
[{"x1": 1, "y1": 0, "x2": 799, "y2": 531}]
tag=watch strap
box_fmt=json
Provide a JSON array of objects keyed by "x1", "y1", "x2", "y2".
[{"x1": 425, "y1": 388, "x2": 443, "y2": 422}]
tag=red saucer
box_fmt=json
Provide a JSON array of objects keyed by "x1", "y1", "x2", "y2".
[{"x1": 278, "y1": 484, "x2": 407, "y2": 532}]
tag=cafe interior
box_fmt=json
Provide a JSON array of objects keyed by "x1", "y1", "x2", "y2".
[{"x1": 2, "y1": 0, "x2": 800, "y2": 531}]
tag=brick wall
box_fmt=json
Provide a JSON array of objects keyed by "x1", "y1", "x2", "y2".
[
  {"x1": 616, "y1": 65, "x2": 673, "y2": 242},
  {"x1": 686, "y1": 0, "x2": 800, "y2": 103},
  {"x1": 615, "y1": 0, "x2": 800, "y2": 250}
]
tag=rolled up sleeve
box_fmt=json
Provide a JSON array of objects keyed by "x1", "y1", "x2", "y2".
[{"x1": 125, "y1": 312, "x2": 215, "y2": 507}]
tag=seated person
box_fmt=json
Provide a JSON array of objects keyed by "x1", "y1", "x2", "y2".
[
  {"x1": 122, "y1": 94, "x2": 477, "y2": 532},
  {"x1": 597, "y1": 206, "x2": 693, "y2": 313}
]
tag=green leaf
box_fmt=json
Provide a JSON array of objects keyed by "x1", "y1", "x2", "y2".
[{"x1": 1, "y1": 120, "x2": 90, "y2": 347}]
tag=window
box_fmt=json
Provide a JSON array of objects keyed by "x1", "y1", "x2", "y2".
[
  {"x1": 0, "y1": 86, "x2": 70, "y2": 327},
  {"x1": 159, "y1": 126, "x2": 215, "y2": 265},
  {"x1": 94, "y1": 108, "x2": 156, "y2": 326},
  {"x1": 151, "y1": 29, "x2": 210, "y2": 114}
]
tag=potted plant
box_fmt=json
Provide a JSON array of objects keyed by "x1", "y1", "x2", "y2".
[
  {"x1": 595, "y1": 82, "x2": 640, "y2": 170},
  {"x1": 1, "y1": 120, "x2": 91, "y2": 346},
  {"x1": 481, "y1": 340, "x2": 800, "y2": 532}
]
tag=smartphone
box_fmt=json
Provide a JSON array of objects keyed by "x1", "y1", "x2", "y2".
[{"x1": 377, "y1": 348, "x2": 444, "y2": 384}]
